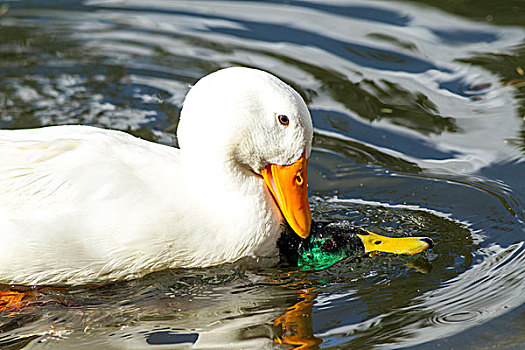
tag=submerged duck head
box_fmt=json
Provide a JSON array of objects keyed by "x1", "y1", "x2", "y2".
[
  {"x1": 279, "y1": 221, "x2": 434, "y2": 270},
  {"x1": 177, "y1": 67, "x2": 314, "y2": 237}
]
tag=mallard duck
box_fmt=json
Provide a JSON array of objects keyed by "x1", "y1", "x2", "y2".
[
  {"x1": 0, "y1": 67, "x2": 313, "y2": 286},
  {"x1": 278, "y1": 221, "x2": 434, "y2": 270}
]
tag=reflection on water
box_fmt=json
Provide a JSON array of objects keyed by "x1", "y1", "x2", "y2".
[{"x1": 0, "y1": 0, "x2": 524, "y2": 348}]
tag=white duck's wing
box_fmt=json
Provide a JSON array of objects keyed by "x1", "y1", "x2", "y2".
[
  {"x1": 0, "y1": 126, "x2": 189, "y2": 285},
  {"x1": 0, "y1": 137, "x2": 89, "y2": 210},
  {"x1": 0, "y1": 126, "x2": 179, "y2": 211}
]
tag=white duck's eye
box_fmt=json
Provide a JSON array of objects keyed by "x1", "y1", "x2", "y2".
[{"x1": 278, "y1": 114, "x2": 289, "y2": 126}]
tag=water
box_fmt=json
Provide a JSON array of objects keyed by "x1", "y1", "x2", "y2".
[{"x1": 0, "y1": 0, "x2": 524, "y2": 348}]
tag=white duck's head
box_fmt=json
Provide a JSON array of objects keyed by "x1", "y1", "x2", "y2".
[{"x1": 177, "y1": 67, "x2": 313, "y2": 238}]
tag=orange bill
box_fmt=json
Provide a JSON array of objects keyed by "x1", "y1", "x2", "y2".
[{"x1": 261, "y1": 150, "x2": 312, "y2": 238}]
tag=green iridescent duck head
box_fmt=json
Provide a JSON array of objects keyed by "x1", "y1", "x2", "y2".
[{"x1": 278, "y1": 221, "x2": 434, "y2": 271}]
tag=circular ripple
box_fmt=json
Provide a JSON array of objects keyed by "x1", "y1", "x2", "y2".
[{"x1": 433, "y1": 310, "x2": 483, "y2": 325}]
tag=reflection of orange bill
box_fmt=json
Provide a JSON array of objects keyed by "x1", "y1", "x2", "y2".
[
  {"x1": 261, "y1": 151, "x2": 311, "y2": 238},
  {"x1": 357, "y1": 231, "x2": 434, "y2": 256},
  {"x1": 274, "y1": 287, "x2": 321, "y2": 349}
]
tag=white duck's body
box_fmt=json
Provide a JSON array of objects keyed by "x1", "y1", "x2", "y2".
[{"x1": 0, "y1": 68, "x2": 313, "y2": 286}]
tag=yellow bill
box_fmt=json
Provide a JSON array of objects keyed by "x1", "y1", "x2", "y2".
[
  {"x1": 356, "y1": 230, "x2": 434, "y2": 256},
  {"x1": 261, "y1": 151, "x2": 311, "y2": 238}
]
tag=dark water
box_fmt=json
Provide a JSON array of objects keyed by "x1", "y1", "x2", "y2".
[{"x1": 0, "y1": 0, "x2": 524, "y2": 348}]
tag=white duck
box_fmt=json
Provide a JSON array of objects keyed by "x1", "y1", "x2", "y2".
[{"x1": 0, "y1": 67, "x2": 313, "y2": 286}]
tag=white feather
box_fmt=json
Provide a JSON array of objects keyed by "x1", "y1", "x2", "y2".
[{"x1": 0, "y1": 67, "x2": 313, "y2": 286}]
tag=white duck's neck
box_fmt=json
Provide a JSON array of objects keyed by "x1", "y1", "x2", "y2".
[{"x1": 175, "y1": 148, "x2": 283, "y2": 266}]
